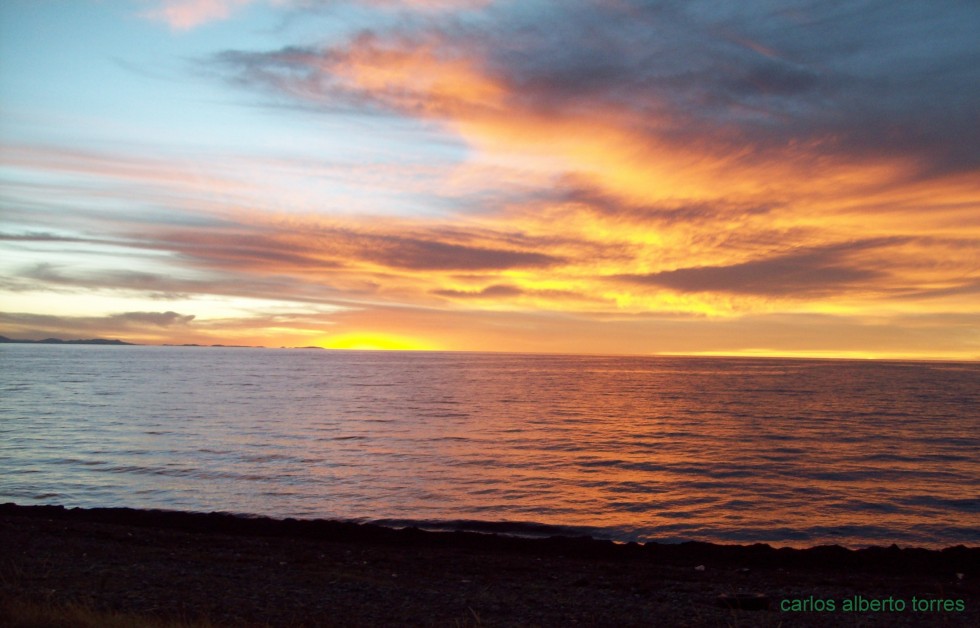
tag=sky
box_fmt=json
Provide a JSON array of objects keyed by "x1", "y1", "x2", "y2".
[{"x1": 1, "y1": 0, "x2": 978, "y2": 358}]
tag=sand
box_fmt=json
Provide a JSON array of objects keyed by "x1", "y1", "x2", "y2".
[{"x1": 1, "y1": 503, "x2": 977, "y2": 627}]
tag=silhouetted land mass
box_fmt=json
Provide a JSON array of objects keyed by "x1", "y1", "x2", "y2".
[
  {"x1": 161, "y1": 343, "x2": 265, "y2": 348},
  {"x1": 1, "y1": 504, "x2": 976, "y2": 627},
  {"x1": 0, "y1": 336, "x2": 312, "y2": 349},
  {"x1": 0, "y1": 335, "x2": 133, "y2": 345}
]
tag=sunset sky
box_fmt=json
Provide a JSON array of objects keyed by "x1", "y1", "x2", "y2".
[{"x1": 1, "y1": 0, "x2": 978, "y2": 358}]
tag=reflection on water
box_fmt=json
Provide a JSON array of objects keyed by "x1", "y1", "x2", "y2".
[{"x1": 1, "y1": 345, "x2": 977, "y2": 548}]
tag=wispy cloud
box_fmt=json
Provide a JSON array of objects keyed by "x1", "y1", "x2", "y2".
[
  {"x1": 214, "y1": 1, "x2": 979, "y2": 195},
  {"x1": 109, "y1": 310, "x2": 196, "y2": 327},
  {"x1": 3, "y1": 1, "x2": 977, "y2": 356},
  {"x1": 616, "y1": 240, "x2": 898, "y2": 297},
  {"x1": 433, "y1": 284, "x2": 522, "y2": 299},
  {"x1": 142, "y1": 0, "x2": 492, "y2": 30},
  {"x1": 143, "y1": 0, "x2": 255, "y2": 30},
  {"x1": 0, "y1": 310, "x2": 193, "y2": 340}
]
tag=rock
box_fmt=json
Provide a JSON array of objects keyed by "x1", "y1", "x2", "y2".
[{"x1": 715, "y1": 593, "x2": 770, "y2": 611}]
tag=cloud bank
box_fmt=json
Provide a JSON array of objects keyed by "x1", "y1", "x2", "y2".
[{"x1": 2, "y1": 0, "x2": 977, "y2": 356}]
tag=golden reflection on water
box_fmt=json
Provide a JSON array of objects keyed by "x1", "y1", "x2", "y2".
[{"x1": 1, "y1": 346, "x2": 978, "y2": 547}]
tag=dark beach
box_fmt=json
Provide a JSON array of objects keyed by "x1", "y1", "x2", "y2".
[{"x1": 1, "y1": 504, "x2": 977, "y2": 627}]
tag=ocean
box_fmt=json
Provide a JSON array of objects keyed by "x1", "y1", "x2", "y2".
[{"x1": 1, "y1": 344, "x2": 977, "y2": 548}]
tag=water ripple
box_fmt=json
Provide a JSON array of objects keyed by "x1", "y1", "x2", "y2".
[{"x1": 1, "y1": 345, "x2": 977, "y2": 548}]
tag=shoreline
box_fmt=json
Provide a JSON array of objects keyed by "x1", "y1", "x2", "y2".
[
  {"x1": 2, "y1": 503, "x2": 978, "y2": 563},
  {"x1": 3, "y1": 503, "x2": 977, "y2": 626}
]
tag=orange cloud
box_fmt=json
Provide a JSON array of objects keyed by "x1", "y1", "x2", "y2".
[
  {"x1": 223, "y1": 31, "x2": 936, "y2": 227},
  {"x1": 6, "y1": 2, "x2": 978, "y2": 358},
  {"x1": 6, "y1": 132, "x2": 975, "y2": 330}
]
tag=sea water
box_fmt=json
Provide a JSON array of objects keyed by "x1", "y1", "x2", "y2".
[{"x1": 1, "y1": 344, "x2": 977, "y2": 548}]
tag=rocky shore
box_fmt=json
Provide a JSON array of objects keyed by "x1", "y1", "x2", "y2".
[{"x1": 2, "y1": 503, "x2": 976, "y2": 626}]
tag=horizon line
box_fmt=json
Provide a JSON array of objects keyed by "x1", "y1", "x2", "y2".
[{"x1": 1, "y1": 335, "x2": 976, "y2": 363}]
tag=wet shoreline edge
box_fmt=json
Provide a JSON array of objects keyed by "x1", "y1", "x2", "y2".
[{"x1": 4, "y1": 502, "x2": 976, "y2": 574}]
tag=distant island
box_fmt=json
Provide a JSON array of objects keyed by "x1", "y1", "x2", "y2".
[
  {"x1": 0, "y1": 336, "x2": 322, "y2": 349},
  {"x1": 161, "y1": 343, "x2": 258, "y2": 348},
  {"x1": 0, "y1": 335, "x2": 134, "y2": 345}
]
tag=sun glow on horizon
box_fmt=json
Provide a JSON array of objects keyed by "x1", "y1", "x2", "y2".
[
  {"x1": 315, "y1": 333, "x2": 439, "y2": 352},
  {"x1": 0, "y1": 2, "x2": 976, "y2": 359}
]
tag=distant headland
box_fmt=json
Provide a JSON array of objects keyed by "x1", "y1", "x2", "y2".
[
  {"x1": 0, "y1": 336, "x2": 323, "y2": 349},
  {"x1": 0, "y1": 335, "x2": 134, "y2": 345}
]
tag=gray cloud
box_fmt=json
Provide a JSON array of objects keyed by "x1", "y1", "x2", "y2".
[
  {"x1": 20, "y1": 263, "x2": 194, "y2": 301},
  {"x1": 5, "y1": 220, "x2": 566, "y2": 314},
  {"x1": 432, "y1": 284, "x2": 524, "y2": 298},
  {"x1": 361, "y1": 235, "x2": 561, "y2": 270},
  {"x1": 0, "y1": 232, "x2": 92, "y2": 244},
  {"x1": 0, "y1": 310, "x2": 195, "y2": 339},
  {"x1": 141, "y1": 224, "x2": 563, "y2": 273},
  {"x1": 212, "y1": 0, "x2": 980, "y2": 178},
  {"x1": 107, "y1": 311, "x2": 196, "y2": 327},
  {"x1": 617, "y1": 240, "x2": 898, "y2": 296},
  {"x1": 553, "y1": 177, "x2": 778, "y2": 226}
]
